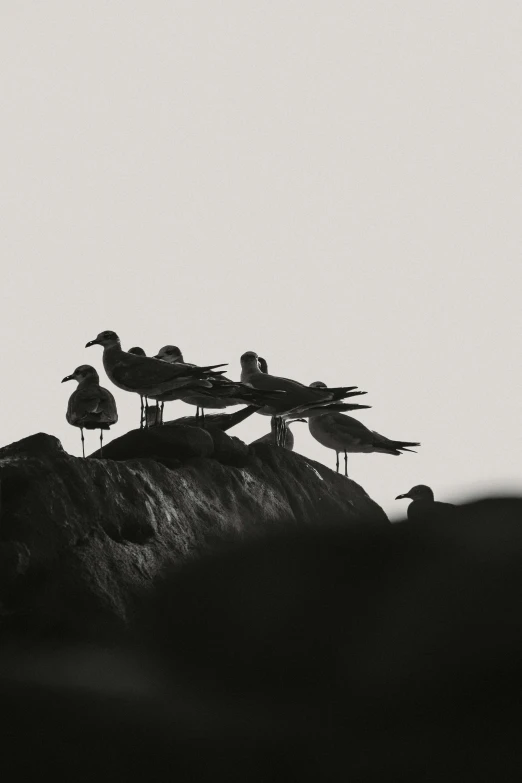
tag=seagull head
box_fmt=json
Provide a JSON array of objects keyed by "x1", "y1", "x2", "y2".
[
  {"x1": 154, "y1": 345, "x2": 183, "y2": 363},
  {"x1": 257, "y1": 356, "x2": 268, "y2": 373},
  {"x1": 62, "y1": 365, "x2": 99, "y2": 384},
  {"x1": 86, "y1": 330, "x2": 120, "y2": 349},
  {"x1": 128, "y1": 346, "x2": 146, "y2": 356},
  {"x1": 309, "y1": 381, "x2": 328, "y2": 389},
  {"x1": 395, "y1": 485, "x2": 434, "y2": 501},
  {"x1": 241, "y1": 351, "x2": 260, "y2": 370}
]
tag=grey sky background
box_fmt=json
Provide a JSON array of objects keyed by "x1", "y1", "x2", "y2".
[{"x1": 1, "y1": 1, "x2": 520, "y2": 520}]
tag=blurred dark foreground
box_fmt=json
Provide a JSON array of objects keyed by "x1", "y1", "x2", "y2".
[{"x1": 1, "y1": 496, "x2": 522, "y2": 782}]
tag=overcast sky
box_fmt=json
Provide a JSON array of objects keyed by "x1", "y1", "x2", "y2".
[{"x1": 1, "y1": 1, "x2": 521, "y2": 520}]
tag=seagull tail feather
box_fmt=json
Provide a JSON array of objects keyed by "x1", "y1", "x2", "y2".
[{"x1": 395, "y1": 441, "x2": 421, "y2": 453}]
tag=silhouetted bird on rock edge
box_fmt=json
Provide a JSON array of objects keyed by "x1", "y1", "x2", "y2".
[
  {"x1": 396, "y1": 484, "x2": 457, "y2": 522},
  {"x1": 62, "y1": 365, "x2": 118, "y2": 457}
]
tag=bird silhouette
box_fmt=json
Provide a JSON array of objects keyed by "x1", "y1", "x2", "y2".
[
  {"x1": 62, "y1": 365, "x2": 118, "y2": 457},
  {"x1": 396, "y1": 485, "x2": 457, "y2": 522}
]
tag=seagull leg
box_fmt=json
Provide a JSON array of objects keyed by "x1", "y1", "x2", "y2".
[
  {"x1": 280, "y1": 420, "x2": 286, "y2": 448},
  {"x1": 144, "y1": 398, "x2": 149, "y2": 428},
  {"x1": 160, "y1": 402, "x2": 164, "y2": 424},
  {"x1": 201, "y1": 408, "x2": 205, "y2": 427},
  {"x1": 100, "y1": 430, "x2": 103, "y2": 458},
  {"x1": 344, "y1": 451, "x2": 348, "y2": 477},
  {"x1": 80, "y1": 428, "x2": 85, "y2": 459},
  {"x1": 140, "y1": 396, "x2": 144, "y2": 429},
  {"x1": 336, "y1": 451, "x2": 339, "y2": 473}
]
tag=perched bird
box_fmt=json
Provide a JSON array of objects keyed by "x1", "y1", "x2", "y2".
[
  {"x1": 128, "y1": 347, "x2": 146, "y2": 356},
  {"x1": 251, "y1": 418, "x2": 306, "y2": 451},
  {"x1": 240, "y1": 352, "x2": 364, "y2": 411},
  {"x1": 240, "y1": 351, "x2": 367, "y2": 445},
  {"x1": 307, "y1": 382, "x2": 419, "y2": 477},
  {"x1": 85, "y1": 331, "x2": 227, "y2": 427},
  {"x1": 257, "y1": 356, "x2": 370, "y2": 418},
  {"x1": 395, "y1": 485, "x2": 457, "y2": 523},
  {"x1": 62, "y1": 365, "x2": 118, "y2": 457},
  {"x1": 154, "y1": 344, "x2": 238, "y2": 418}
]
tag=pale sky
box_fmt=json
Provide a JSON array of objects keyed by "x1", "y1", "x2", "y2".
[{"x1": 1, "y1": 1, "x2": 521, "y2": 521}]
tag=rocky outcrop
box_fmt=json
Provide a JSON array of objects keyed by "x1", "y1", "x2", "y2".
[{"x1": 0, "y1": 428, "x2": 387, "y2": 642}]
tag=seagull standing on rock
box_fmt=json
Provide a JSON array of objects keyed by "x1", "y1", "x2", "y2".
[
  {"x1": 85, "y1": 331, "x2": 227, "y2": 427},
  {"x1": 396, "y1": 485, "x2": 457, "y2": 522},
  {"x1": 154, "y1": 345, "x2": 235, "y2": 420},
  {"x1": 62, "y1": 365, "x2": 118, "y2": 457},
  {"x1": 307, "y1": 382, "x2": 419, "y2": 477},
  {"x1": 240, "y1": 351, "x2": 367, "y2": 446}
]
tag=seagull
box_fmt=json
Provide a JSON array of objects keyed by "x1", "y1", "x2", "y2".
[
  {"x1": 62, "y1": 365, "x2": 118, "y2": 457},
  {"x1": 240, "y1": 351, "x2": 367, "y2": 446},
  {"x1": 307, "y1": 382, "x2": 419, "y2": 476},
  {"x1": 128, "y1": 347, "x2": 146, "y2": 356},
  {"x1": 395, "y1": 485, "x2": 457, "y2": 522},
  {"x1": 154, "y1": 344, "x2": 237, "y2": 419},
  {"x1": 154, "y1": 345, "x2": 287, "y2": 423},
  {"x1": 255, "y1": 357, "x2": 370, "y2": 445},
  {"x1": 85, "y1": 331, "x2": 227, "y2": 427},
  {"x1": 251, "y1": 418, "x2": 306, "y2": 451}
]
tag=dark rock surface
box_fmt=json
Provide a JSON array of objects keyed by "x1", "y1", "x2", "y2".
[
  {"x1": 0, "y1": 430, "x2": 386, "y2": 642},
  {"x1": 1, "y1": 498, "x2": 522, "y2": 781}
]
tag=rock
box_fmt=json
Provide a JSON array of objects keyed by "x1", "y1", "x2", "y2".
[
  {"x1": 205, "y1": 429, "x2": 250, "y2": 466},
  {"x1": 0, "y1": 431, "x2": 387, "y2": 642},
  {"x1": 88, "y1": 425, "x2": 215, "y2": 463},
  {"x1": 2, "y1": 498, "x2": 522, "y2": 781}
]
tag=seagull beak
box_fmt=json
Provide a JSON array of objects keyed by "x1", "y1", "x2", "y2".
[
  {"x1": 85, "y1": 339, "x2": 99, "y2": 347},
  {"x1": 395, "y1": 493, "x2": 408, "y2": 500},
  {"x1": 61, "y1": 375, "x2": 74, "y2": 383}
]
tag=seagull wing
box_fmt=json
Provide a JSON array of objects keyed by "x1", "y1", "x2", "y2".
[
  {"x1": 322, "y1": 413, "x2": 375, "y2": 445},
  {"x1": 110, "y1": 357, "x2": 205, "y2": 391},
  {"x1": 97, "y1": 386, "x2": 118, "y2": 423},
  {"x1": 248, "y1": 373, "x2": 331, "y2": 403},
  {"x1": 68, "y1": 386, "x2": 117, "y2": 426},
  {"x1": 74, "y1": 387, "x2": 107, "y2": 416}
]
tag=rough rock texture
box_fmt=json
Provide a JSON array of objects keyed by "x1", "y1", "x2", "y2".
[{"x1": 0, "y1": 429, "x2": 386, "y2": 642}]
